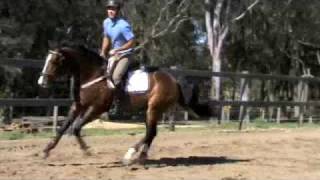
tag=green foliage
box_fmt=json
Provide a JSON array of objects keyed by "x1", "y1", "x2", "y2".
[
  {"x1": 227, "y1": 0, "x2": 320, "y2": 75},
  {"x1": 0, "y1": 131, "x2": 25, "y2": 140},
  {"x1": 124, "y1": 0, "x2": 208, "y2": 68}
]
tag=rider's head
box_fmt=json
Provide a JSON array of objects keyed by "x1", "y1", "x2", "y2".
[{"x1": 105, "y1": 0, "x2": 121, "y2": 19}]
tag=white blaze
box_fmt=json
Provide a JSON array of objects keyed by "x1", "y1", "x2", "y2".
[{"x1": 38, "y1": 54, "x2": 53, "y2": 86}]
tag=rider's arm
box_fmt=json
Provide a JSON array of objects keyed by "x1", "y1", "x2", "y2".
[
  {"x1": 100, "y1": 36, "x2": 110, "y2": 58},
  {"x1": 116, "y1": 39, "x2": 135, "y2": 52},
  {"x1": 110, "y1": 23, "x2": 135, "y2": 54}
]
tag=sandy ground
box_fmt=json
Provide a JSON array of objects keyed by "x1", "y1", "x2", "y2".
[
  {"x1": 1, "y1": 127, "x2": 320, "y2": 180},
  {"x1": 84, "y1": 120, "x2": 145, "y2": 129}
]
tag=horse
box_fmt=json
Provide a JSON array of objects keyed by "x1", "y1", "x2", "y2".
[{"x1": 37, "y1": 45, "x2": 194, "y2": 165}]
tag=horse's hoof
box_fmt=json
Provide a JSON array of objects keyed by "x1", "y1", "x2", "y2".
[
  {"x1": 122, "y1": 148, "x2": 137, "y2": 166},
  {"x1": 82, "y1": 150, "x2": 92, "y2": 156},
  {"x1": 122, "y1": 158, "x2": 135, "y2": 166},
  {"x1": 122, "y1": 158, "x2": 131, "y2": 166},
  {"x1": 42, "y1": 151, "x2": 50, "y2": 159}
]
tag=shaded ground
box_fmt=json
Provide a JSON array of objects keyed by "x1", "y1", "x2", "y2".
[{"x1": 1, "y1": 127, "x2": 320, "y2": 180}]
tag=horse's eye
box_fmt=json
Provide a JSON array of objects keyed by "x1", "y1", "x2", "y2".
[{"x1": 52, "y1": 58, "x2": 62, "y2": 66}]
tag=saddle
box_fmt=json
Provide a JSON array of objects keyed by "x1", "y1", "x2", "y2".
[
  {"x1": 103, "y1": 52, "x2": 159, "y2": 94},
  {"x1": 103, "y1": 65, "x2": 151, "y2": 94}
]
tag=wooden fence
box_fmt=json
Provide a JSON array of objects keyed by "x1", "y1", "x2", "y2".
[
  {"x1": 167, "y1": 68, "x2": 320, "y2": 129},
  {"x1": 1, "y1": 58, "x2": 72, "y2": 132}
]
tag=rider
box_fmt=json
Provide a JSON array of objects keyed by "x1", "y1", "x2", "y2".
[{"x1": 100, "y1": 0, "x2": 135, "y2": 116}]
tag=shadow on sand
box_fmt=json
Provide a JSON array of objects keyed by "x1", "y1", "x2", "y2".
[
  {"x1": 142, "y1": 156, "x2": 251, "y2": 168},
  {"x1": 46, "y1": 156, "x2": 251, "y2": 169}
]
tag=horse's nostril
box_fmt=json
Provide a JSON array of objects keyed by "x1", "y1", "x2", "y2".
[
  {"x1": 38, "y1": 76, "x2": 44, "y2": 85},
  {"x1": 38, "y1": 76, "x2": 49, "y2": 88}
]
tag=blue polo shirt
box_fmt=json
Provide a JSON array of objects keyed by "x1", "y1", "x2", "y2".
[{"x1": 103, "y1": 17, "x2": 135, "y2": 49}]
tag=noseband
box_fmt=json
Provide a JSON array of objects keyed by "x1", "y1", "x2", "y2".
[{"x1": 49, "y1": 50, "x2": 63, "y2": 56}]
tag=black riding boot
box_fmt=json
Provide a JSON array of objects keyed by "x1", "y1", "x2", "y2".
[{"x1": 109, "y1": 84, "x2": 124, "y2": 117}]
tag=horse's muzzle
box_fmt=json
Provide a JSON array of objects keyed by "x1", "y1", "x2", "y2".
[{"x1": 38, "y1": 75, "x2": 49, "y2": 88}]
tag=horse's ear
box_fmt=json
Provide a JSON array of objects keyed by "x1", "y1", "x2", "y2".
[
  {"x1": 60, "y1": 41, "x2": 72, "y2": 47},
  {"x1": 48, "y1": 40, "x2": 59, "y2": 50},
  {"x1": 76, "y1": 44, "x2": 88, "y2": 51}
]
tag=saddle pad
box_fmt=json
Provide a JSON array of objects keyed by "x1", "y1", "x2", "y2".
[{"x1": 125, "y1": 69, "x2": 149, "y2": 93}]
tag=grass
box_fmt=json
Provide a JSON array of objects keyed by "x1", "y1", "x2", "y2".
[
  {"x1": 0, "y1": 128, "x2": 146, "y2": 141},
  {"x1": 1, "y1": 120, "x2": 320, "y2": 140},
  {"x1": 0, "y1": 131, "x2": 54, "y2": 140}
]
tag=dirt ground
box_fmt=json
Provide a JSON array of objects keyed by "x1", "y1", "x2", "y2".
[{"x1": 1, "y1": 127, "x2": 320, "y2": 180}]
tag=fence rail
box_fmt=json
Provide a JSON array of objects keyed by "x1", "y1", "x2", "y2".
[
  {"x1": 209, "y1": 100, "x2": 320, "y2": 107},
  {"x1": 1, "y1": 58, "x2": 44, "y2": 68},
  {"x1": 2, "y1": 58, "x2": 320, "y2": 82},
  {"x1": 167, "y1": 68, "x2": 320, "y2": 83},
  {"x1": 0, "y1": 98, "x2": 72, "y2": 107}
]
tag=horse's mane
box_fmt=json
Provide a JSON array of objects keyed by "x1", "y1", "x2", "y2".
[{"x1": 62, "y1": 44, "x2": 105, "y2": 66}]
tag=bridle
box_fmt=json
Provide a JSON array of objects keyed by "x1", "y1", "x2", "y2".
[
  {"x1": 40, "y1": 50, "x2": 64, "y2": 78},
  {"x1": 49, "y1": 50, "x2": 63, "y2": 56}
]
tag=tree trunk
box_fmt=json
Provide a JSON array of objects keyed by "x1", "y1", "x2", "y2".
[
  {"x1": 210, "y1": 53, "x2": 222, "y2": 100},
  {"x1": 205, "y1": 0, "x2": 229, "y2": 100}
]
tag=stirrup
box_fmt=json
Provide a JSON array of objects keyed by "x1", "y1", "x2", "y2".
[{"x1": 109, "y1": 101, "x2": 122, "y2": 117}]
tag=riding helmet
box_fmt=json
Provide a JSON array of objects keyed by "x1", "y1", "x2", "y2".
[{"x1": 105, "y1": 0, "x2": 121, "y2": 9}]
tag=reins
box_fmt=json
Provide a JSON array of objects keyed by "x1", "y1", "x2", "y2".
[{"x1": 80, "y1": 49, "x2": 134, "y2": 89}]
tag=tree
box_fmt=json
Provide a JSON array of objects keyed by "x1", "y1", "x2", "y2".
[
  {"x1": 204, "y1": 0, "x2": 260, "y2": 100},
  {"x1": 124, "y1": 0, "x2": 201, "y2": 68}
]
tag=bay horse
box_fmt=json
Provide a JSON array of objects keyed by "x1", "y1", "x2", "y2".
[{"x1": 38, "y1": 45, "x2": 193, "y2": 165}]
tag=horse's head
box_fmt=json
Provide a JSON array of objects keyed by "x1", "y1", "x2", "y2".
[
  {"x1": 38, "y1": 49, "x2": 68, "y2": 88},
  {"x1": 38, "y1": 46, "x2": 104, "y2": 88}
]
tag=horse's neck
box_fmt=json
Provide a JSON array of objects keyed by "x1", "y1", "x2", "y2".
[
  {"x1": 68, "y1": 53, "x2": 103, "y2": 85},
  {"x1": 78, "y1": 65, "x2": 104, "y2": 85},
  {"x1": 71, "y1": 63, "x2": 104, "y2": 102}
]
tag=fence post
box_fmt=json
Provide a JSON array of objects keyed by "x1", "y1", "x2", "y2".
[
  {"x1": 299, "y1": 105, "x2": 304, "y2": 126},
  {"x1": 70, "y1": 76, "x2": 75, "y2": 100},
  {"x1": 168, "y1": 112, "x2": 175, "y2": 131},
  {"x1": 239, "y1": 71, "x2": 250, "y2": 125},
  {"x1": 260, "y1": 108, "x2": 265, "y2": 121},
  {"x1": 225, "y1": 106, "x2": 230, "y2": 123},
  {"x1": 184, "y1": 111, "x2": 189, "y2": 121},
  {"x1": 221, "y1": 106, "x2": 231, "y2": 123},
  {"x1": 221, "y1": 106, "x2": 225, "y2": 124},
  {"x1": 266, "y1": 80, "x2": 275, "y2": 122},
  {"x1": 308, "y1": 115, "x2": 313, "y2": 124},
  {"x1": 276, "y1": 107, "x2": 281, "y2": 124},
  {"x1": 238, "y1": 71, "x2": 250, "y2": 130},
  {"x1": 53, "y1": 106, "x2": 59, "y2": 134},
  {"x1": 298, "y1": 69, "x2": 310, "y2": 125},
  {"x1": 9, "y1": 93, "x2": 13, "y2": 123}
]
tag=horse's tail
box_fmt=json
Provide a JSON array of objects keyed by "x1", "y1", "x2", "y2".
[{"x1": 177, "y1": 83, "x2": 200, "y2": 119}]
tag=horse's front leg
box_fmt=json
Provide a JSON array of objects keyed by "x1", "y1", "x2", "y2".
[
  {"x1": 73, "y1": 106, "x2": 98, "y2": 156},
  {"x1": 43, "y1": 102, "x2": 81, "y2": 158}
]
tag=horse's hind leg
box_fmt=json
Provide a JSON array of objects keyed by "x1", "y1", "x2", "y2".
[
  {"x1": 73, "y1": 106, "x2": 98, "y2": 155},
  {"x1": 123, "y1": 107, "x2": 161, "y2": 165},
  {"x1": 43, "y1": 103, "x2": 80, "y2": 158}
]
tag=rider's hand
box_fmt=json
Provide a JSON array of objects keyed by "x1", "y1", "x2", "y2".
[
  {"x1": 100, "y1": 52, "x2": 107, "y2": 59},
  {"x1": 109, "y1": 49, "x2": 119, "y2": 56}
]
